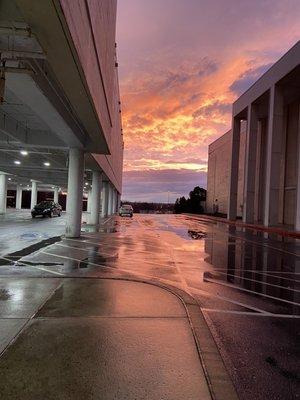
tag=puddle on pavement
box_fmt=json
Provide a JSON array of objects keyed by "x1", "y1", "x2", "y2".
[{"x1": 188, "y1": 230, "x2": 207, "y2": 240}]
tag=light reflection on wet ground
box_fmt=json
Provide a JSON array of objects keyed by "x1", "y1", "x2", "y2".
[{"x1": 0, "y1": 214, "x2": 299, "y2": 399}]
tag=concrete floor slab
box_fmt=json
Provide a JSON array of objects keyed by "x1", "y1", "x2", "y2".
[
  {"x1": 0, "y1": 318, "x2": 211, "y2": 400},
  {"x1": 0, "y1": 209, "x2": 66, "y2": 256},
  {"x1": 37, "y1": 279, "x2": 186, "y2": 318},
  {"x1": 0, "y1": 278, "x2": 60, "y2": 318},
  {"x1": 0, "y1": 318, "x2": 27, "y2": 354}
]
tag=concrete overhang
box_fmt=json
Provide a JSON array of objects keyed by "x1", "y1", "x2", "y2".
[
  {"x1": 233, "y1": 41, "x2": 300, "y2": 117},
  {"x1": 5, "y1": 71, "x2": 85, "y2": 149},
  {"x1": 1, "y1": 0, "x2": 111, "y2": 154}
]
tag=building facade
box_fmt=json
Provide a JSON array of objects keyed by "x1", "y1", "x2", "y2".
[
  {"x1": 206, "y1": 123, "x2": 246, "y2": 217},
  {"x1": 207, "y1": 42, "x2": 300, "y2": 231},
  {"x1": 0, "y1": 0, "x2": 124, "y2": 236}
]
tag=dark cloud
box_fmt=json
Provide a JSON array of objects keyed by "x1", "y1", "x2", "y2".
[
  {"x1": 229, "y1": 63, "x2": 273, "y2": 96},
  {"x1": 165, "y1": 158, "x2": 207, "y2": 164},
  {"x1": 122, "y1": 169, "x2": 207, "y2": 202},
  {"x1": 197, "y1": 58, "x2": 219, "y2": 77},
  {"x1": 192, "y1": 101, "x2": 232, "y2": 119}
]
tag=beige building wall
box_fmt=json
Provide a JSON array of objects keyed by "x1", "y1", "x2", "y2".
[{"x1": 206, "y1": 123, "x2": 246, "y2": 217}]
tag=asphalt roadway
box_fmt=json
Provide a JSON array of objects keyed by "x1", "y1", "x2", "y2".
[{"x1": 0, "y1": 212, "x2": 299, "y2": 399}]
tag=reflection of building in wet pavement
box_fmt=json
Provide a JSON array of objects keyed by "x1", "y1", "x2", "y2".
[{"x1": 204, "y1": 225, "x2": 299, "y2": 315}]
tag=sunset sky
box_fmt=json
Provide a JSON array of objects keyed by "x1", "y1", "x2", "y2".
[{"x1": 116, "y1": 0, "x2": 300, "y2": 202}]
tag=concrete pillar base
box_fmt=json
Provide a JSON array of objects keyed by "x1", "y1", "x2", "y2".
[
  {"x1": 0, "y1": 173, "x2": 8, "y2": 214},
  {"x1": 89, "y1": 171, "x2": 102, "y2": 225},
  {"x1": 16, "y1": 185, "x2": 22, "y2": 210},
  {"x1": 65, "y1": 148, "x2": 84, "y2": 238},
  {"x1": 30, "y1": 180, "x2": 38, "y2": 209}
]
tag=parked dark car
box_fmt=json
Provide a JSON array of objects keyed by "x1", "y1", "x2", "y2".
[{"x1": 31, "y1": 201, "x2": 62, "y2": 218}]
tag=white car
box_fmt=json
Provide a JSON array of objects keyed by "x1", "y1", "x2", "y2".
[{"x1": 119, "y1": 204, "x2": 133, "y2": 217}]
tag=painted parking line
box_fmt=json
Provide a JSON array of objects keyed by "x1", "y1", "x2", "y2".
[
  {"x1": 201, "y1": 308, "x2": 300, "y2": 318},
  {"x1": 80, "y1": 235, "x2": 164, "y2": 251},
  {"x1": 64, "y1": 238, "x2": 171, "y2": 258},
  {"x1": 40, "y1": 250, "x2": 184, "y2": 288},
  {"x1": 54, "y1": 242, "x2": 117, "y2": 258},
  {"x1": 207, "y1": 271, "x2": 300, "y2": 293},
  {"x1": 212, "y1": 268, "x2": 300, "y2": 276},
  {"x1": 191, "y1": 287, "x2": 270, "y2": 314},
  {"x1": 0, "y1": 256, "x2": 63, "y2": 276},
  {"x1": 204, "y1": 277, "x2": 300, "y2": 307}
]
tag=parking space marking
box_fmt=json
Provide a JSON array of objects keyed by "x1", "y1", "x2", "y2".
[
  {"x1": 208, "y1": 271, "x2": 300, "y2": 293},
  {"x1": 191, "y1": 287, "x2": 270, "y2": 314},
  {"x1": 0, "y1": 256, "x2": 63, "y2": 276},
  {"x1": 41, "y1": 250, "x2": 184, "y2": 288},
  {"x1": 64, "y1": 237, "x2": 115, "y2": 247},
  {"x1": 64, "y1": 238, "x2": 172, "y2": 258},
  {"x1": 204, "y1": 277, "x2": 300, "y2": 307},
  {"x1": 26, "y1": 265, "x2": 64, "y2": 276},
  {"x1": 80, "y1": 235, "x2": 164, "y2": 251},
  {"x1": 213, "y1": 268, "x2": 300, "y2": 275},
  {"x1": 201, "y1": 308, "x2": 300, "y2": 318},
  {"x1": 54, "y1": 242, "x2": 116, "y2": 258},
  {"x1": 119, "y1": 257, "x2": 178, "y2": 269}
]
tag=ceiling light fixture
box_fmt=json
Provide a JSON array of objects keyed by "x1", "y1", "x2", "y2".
[
  {"x1": 20, "y1": 150, "x2": 28, "y2": 156},
  {"x1": 14, "y1": 160, "x2": 21, "y2": 165},
  {"x1": 44, "y1": 162, "x2": 50, "y2": 167}
]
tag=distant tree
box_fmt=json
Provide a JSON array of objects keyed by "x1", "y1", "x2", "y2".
[
  {"x1": 174, "y1": 186, "x2": 206, "y2": 214},
  {"x1": 174, "y1": 196, "x2": 187, "y2": 213}
]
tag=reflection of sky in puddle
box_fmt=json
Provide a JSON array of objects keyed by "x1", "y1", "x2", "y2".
[{"x1": 153, "y1": 219, "x2": 207, "y2": 241}]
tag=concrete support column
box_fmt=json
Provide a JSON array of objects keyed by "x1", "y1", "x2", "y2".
[
  {"x1": 89, "y1": 171, "x2": 103, "y2": 225},
  {"x1": 228, "y1": 117, "x2": 241, "y2": 220},
  {"x1": 30, "y1": 180, "x2": 38, "y2": 209},
  {"x1": 54, "y1": 187, "x2": 59, "y2": 203},
  {"x1": 111, "y1": 187, "x2": 116, "y2": 214},
  {"x1": 87, "y1": 189, "x2": 92, "y2": 213},
  {"x1": 264, "y1": 85, "x2": 284, "y2": 227},
  {"x1": 107, "y1": 184, "x2": 112, "y2": 215},
  {"x1": 16, "y1": 185, "x2": 22, "y2": 210},
  {"x1": 102, "y1": 182, "x2": 108, "y2": 217},
  {"x1": 243, "y1": 104, "x2": 259, "y2": 223},
  {"x1": 66, "y1": 148, "x2": 84, "y2": 238},
  {"x1": 112, "y1": 189, "x2": 116, "y2": 214},
  {"x1": 0, "y1": 173, "x2": 8, "y2": 214},
  {"x1": 117, "y1": 193, "x2": 121, "y2": 211}
]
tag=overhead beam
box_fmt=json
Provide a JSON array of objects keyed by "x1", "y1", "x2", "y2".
[
  {"x1": 5, "y1": 71, "x2": 86, "y2": 149},
  {"x1": 0, "y1": 110, "x2": 67, "y2": 149}
]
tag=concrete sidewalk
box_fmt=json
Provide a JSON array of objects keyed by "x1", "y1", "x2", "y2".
[{"x1": 0, "y1": 278, "x2": 213, "y2": 400}]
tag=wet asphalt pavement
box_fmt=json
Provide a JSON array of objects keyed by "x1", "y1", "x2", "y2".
[{"x1": 0, "y1": 213, "x2": 299, "y2": 400}]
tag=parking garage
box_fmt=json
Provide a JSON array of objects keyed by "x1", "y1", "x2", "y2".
[{"x1": 0, "y1": 0, "x2": 123, "y2": 237}]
